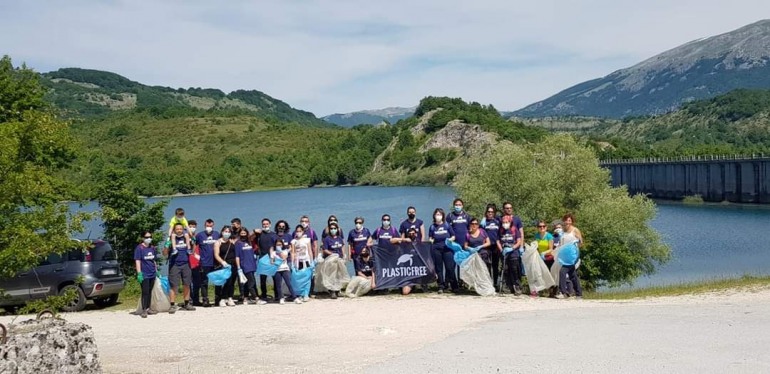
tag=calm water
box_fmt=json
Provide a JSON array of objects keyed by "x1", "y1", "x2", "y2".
[{"x1": 71, "y1": 186, "x2": 770, "y2": 288}]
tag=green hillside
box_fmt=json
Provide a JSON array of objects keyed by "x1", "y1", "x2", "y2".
[{"x1": 42, "y1": 68, "x2": 326, "y2": 126}]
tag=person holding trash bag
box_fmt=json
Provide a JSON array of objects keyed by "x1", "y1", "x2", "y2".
[
  {"x1": 273, "y1": 238, "x2": 301, "y2": 304},
  {"x1": 193, "y1": 219, "x2": 219, "y2": 307},
  {"x1": 480, "y1": 205, "x2": 501, "y2": 280},
  {"x1": 464, "y1": 218, "x2": 490, "y2": 253},
  {"x1": 165, "y1": 223, "x2": 196, "y2": 313},
  {"x1": 346, "y1": 246, "x2": 376, "y2": 297},
  {"x1": 253, "y1": 218, "x2": 278, "y2": 304},
  {"x1": 429, "y1": 208, "x2": 457, "y2": 293},
  {"x1": 498, "y1": 215, "x2": 523, "y2": 295},
  {"x1": 291, "y1": 224, "x2": 314, "y2": 301},
  {"x1": 236, "y1": 228, "x2": 258, "y2": 304},
  {"x1": 134, "y1": 231, "x2": 158, "y2": 318},
  {"x1": 214, "y1": 226, "x2": 238, "y2": 307}
]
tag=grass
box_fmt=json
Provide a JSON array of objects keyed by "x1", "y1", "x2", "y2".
[
  {"x1": 585, "y1": 275, "x2": 770, "y2": 300},
  {"x1": 682, "y1": 194, "x2": 705, "y2": 205}
]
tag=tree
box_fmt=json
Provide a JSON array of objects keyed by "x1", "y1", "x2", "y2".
[
  {"x1": 455, "y1": 134, "x2": 670, "y2": 290},
  {"x1": 0, "y1": 56, "x2": 88, "y2": 278},
  {"x1": 96, "y1": 168, "x2": 168, "y2": 275}
]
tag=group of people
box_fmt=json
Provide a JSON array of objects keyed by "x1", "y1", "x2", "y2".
[{"x1": 133, "y1": 200, "x2": 584, "y2": 318}]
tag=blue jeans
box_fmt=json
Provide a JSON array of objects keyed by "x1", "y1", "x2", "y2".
[
  {"x1": 274, "y1": 270, "x2": 296, "y2": 300},
  {"x1": 433, "y1": 248, "x2": 458, "y2": 291},
  {"x1": 559, "y1": 265, "x2": 583, "y2": 297}
]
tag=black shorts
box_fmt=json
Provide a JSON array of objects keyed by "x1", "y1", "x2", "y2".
[{"x1": 169, "y1": 263, "x2": 192, "y2": 288}]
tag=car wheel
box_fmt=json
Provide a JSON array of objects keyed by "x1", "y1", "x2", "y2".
[
  {"x1": 60, "y1": 285, "x2": 87, "y2": 312},
  {"x1": 93, "y1": 294, "x2": 119, "y2": 308}
]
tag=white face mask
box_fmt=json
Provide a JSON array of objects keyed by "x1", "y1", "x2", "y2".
[
  {"x1": 143, "y1": 238, "x2": 152, "y2": 245},
  {"x1": 355, "y1": 223, "x2": 363, "y2": 231},
  {"x1": 301, "y1": 222, "x2": 309, "y2": 229},
  {"x1": 188, "y1": 227, "x2": 196, "y2": 234},
  {"x1": 502, "y1": 223, "x2": 511, "y2": 230},
  {"x1": 382, "y1": 220, "x2": 390, "y2": 228},
  {"x1": 434, "y1": 215, "x2": 443, "y2": 222},
  {"x1": 205, "y1": 226, "x2": 213, "y2": 233},
  {"x1": 222, "y1": 232, "x2": 231, "y2": 239},
  {"x1": 555, "y1": 228, "x2": 564, "y2": 235}
]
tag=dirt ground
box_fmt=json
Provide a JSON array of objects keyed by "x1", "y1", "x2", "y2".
[{"x1": 2, "y1": 288, "x2": 769, "y2": 373}]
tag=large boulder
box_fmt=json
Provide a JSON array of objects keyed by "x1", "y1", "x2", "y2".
[{"x1": 0, "y1": 317, "x2": 101, "y2": 374}]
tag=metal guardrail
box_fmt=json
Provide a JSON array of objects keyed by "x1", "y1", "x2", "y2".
[{"x1": 600, "y1": 154, "x2": 769, "y2": 165}]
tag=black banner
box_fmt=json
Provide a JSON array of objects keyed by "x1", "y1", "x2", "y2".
[{"x1": 372, "y1": 242, "x2": 435, "y2": 290}]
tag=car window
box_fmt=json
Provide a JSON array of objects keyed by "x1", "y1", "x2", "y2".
[
  {"x1": 66, "y1": 249, "x2": 85, "y2": 262},
  {"x1": 91, "y1": 242, "x2": 117, "y2": 261},
  {"x1": 40, "y1": 252, "x2": 64, "y2": 266}
]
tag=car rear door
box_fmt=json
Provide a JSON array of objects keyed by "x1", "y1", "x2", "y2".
[{"x1": 89, "y1": 242, "x2": 122, "y2": 279}]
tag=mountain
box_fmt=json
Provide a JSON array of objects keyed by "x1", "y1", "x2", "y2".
[
  {"x1": 515, "y1": 19, "x2": 770, "y2": 118},
  {"x1": 518, "y1": 88, "x2": 770, "y2": 158},
  {"x1": 42, "y1": 68, "x2": 328, "y2": 126},
  {"x1": 322, "y1": 106, "x2": 415, "y2": 127}
]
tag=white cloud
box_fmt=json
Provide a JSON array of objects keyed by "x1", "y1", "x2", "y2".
[{"x1": 1, "y1": 0, "x2": 768, "y2": 115}]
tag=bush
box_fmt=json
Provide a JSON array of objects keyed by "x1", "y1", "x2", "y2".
[{"x1": 455, "y1": 134, "x2": 670, "y2": 289}]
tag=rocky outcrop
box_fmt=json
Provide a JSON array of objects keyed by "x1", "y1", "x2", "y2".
[
  {"x1": 0, "y1": 318, "x2": 101, "y2": 374},
  {"x1": 419, "y1": 120, "x2": 496, "y2": 154}
]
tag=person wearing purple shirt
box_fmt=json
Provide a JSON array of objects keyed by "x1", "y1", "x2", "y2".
[
  {"x1": 193, "y1": 219, "x2": 219, "y2": 307},
  {"x1": 165, "y1": 223, "x2": 195, "y2": 313},
  {"x1": 500, "y1": 202, "x2": 524, "y2": 242},
  {"x1": 322, "y1": 222, "x2": 346, "y2": 258},
  {"x1": 481, "y1": 204, "x2": 502, "y2": 281},
  {"x1": 449, "y1": 198, "x2": 471, "y2": 247},
  {"x1": 429, "y1": 208, "x2": 457, "y2": 293},
  {"x1": 372, "y1": 214, "x2": 406, "y2": 249},
  {"x1": 465, "y1": 218, "x2": 491, "y2": 252},
  {"x1": 399, "y1": 206, "x2": 425, "y2": 242},
  {"x1": 134, "y1": 231, "x2": 158, "y2": 318},
  {"x1": 498, "y1": 215, "x2": 524, "y2": 295},
  {"x1": 254, "y1": 218, "x2": 279, "y2": 303},
  {"x1": 235, "y1": 228, "x2": 258, "y2": 304},
  {"x1": 347, "y1": 216, "x2": 372, "y2": 259},
  {"x1": 299, "y1": 215, "x2": 319, "y2": 259}
]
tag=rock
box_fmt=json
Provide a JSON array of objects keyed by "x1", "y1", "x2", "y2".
[
  {"x1": 0, "y1": 318, "x2": 101, "y2": 374},
  {"x1": 419, "y1": 120, "x2": 496, "y2": 154}
]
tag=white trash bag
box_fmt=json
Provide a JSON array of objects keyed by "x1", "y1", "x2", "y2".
[
  {"x1": 459, "y1": 253, "x2": 496, "y2": 296},
  {"x1": 522, "y1": 241, "x2": 555, "y2": 292},
  {"x1": 134, "y1": 278, "x2": 171, "y2": 314},
  {"x1": 314, "y1": 254, "x2": 350, "y2": 292},
  {"x1": 345, "y1": 276, "x2": 373, "y2": 297}
]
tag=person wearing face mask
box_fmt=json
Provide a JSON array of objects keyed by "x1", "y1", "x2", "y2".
[
  {"x1": 290, "y1": 225, "x2": 313, "y2": 302},
  {"x1": 273, "y1": 237, "x2": 301, "y2": 305},
  {"x1": 298, "y1": 215, "x2": 319, "y2": 260},
  {"x1": 481, "y1": 204, "x2": 501, "y2": 281},
  {"x1": 347, "y1": 217, "x2": 372, "y2": 261},
  {"x1": 165, "y1": 223, "x2": 195, "y2": 313},
  {"x1": 498, "y1": 216, "x2": 523, "y2": 295},
  {"x1": 193, "y1": 219, "x2": 219, "y2": 307},
  {"x1": 254, "y1": 218, "x2": 278, "y2": 304},
  {"x1": 213, "y1": 226, "x2": 238, "y2": 307},
  {"x1": 500, "y1": 202, "x2": 524, "y2": 244},
  {"x1": 399, "y1": 206, "x2": 425, "y2": 243},
  {"x1": 552, "y1": 222, "x2": 564, "y2": 249},
  {"x1": 372, "y1": 214, "x2": 406, "y2": 248},
  {"x1": 429, "y1": 208, "x2": 457, "y2": 293},
  {"x1": 345, "y1": 246, "x2": 376, "y2": 297},
  {"x1": 134, "y1": 231, "x2": 158, "y2": 318},
  {"x1": 449, "y1": 199, "x2": 471, "y2": 247},
  {"x1": 321, "y1": 222, "x2": 347, "y2": 299},
  {"x1": 322, "y1": 215, "x2": 343, "y2": 240},
  {"x1": 235, "y1": 228, "x2": 258, "y2": 304}
]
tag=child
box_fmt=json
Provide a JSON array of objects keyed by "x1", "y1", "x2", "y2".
[
  {"x1": 557, "y1": 241, "x2": 583, "y2": 299},
  {"x1": 272, "y1": 238, "x2": 301, "y2": 305}
]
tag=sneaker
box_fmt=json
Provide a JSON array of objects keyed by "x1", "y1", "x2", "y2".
[
  {"x1": 279, "y1": 298, "x2": 286, "y2": 305},
  {"x1": 302, "y1": 296, "x2": 310, "y2": 302},
  {"x1": 555, "y1": 293, "x2": 565, "y2": 299},
  {"x1": 257, "y1": 299, "x2": 268, "y2": 305},
  {"x1": 437, "y1": 288, "x2": 444, "y2": 294},
  {"x1": 147, "y1": 309, "x2": 157, "y2": 315},
  {"x1": 219, "y1": 300, "x2": 227, "y2": 307},
  {"x1": 168, "y1": 305, "x2": 178, "y2": 314},
  {"x1": 182, "y1": 303, "x2": 196, "y2": 311},
  {"x1": 202, "y1": 301, "x2": 212, "y2": 308},
  {"x1": 226, "y1": 298, "x2": 236, "y2": 307},
  {"x1": 513, "y1": 286, "x2": 522, "y2": 296},
  {"x1": 294, "y1": 298, "x2": 303, "y2": 304},
  {"x1": 330, "y1": 291, "x2": 338, "y2": 299},
  {"x1": 247, "y1": 299, "x2": 257, "y2": 305},
  {"x1": 141, "y1": 310, "x2": 148, "y2": 318}
]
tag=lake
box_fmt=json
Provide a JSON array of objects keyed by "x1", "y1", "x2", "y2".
[{"x1": 71, "y1": 186, "x2": 770, "y2": 288}]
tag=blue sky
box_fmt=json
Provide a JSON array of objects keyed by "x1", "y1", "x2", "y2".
[{"x1": 1, "y1": 1, "x2": 768, "y2": 115}]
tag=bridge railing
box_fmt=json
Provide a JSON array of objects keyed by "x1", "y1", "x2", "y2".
[{"x1": 600, "y1": 153, "x2": 768, "y2": 165}]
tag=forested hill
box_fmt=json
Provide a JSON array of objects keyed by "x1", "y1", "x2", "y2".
[
  {"x1": 517, "y1": 89, "x2": 770, "y2": 159},
  {"x1": 42, "y1": 68, "x2": 327, "y2": 126}
]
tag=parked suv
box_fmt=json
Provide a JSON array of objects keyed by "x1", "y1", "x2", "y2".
[{"x1": 0, "y1": 240, "x2": 125, "y2": 313}]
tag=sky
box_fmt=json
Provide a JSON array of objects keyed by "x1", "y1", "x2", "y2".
[{"x1": 1, "y1": 1, "x2": 768, "y2": 116}]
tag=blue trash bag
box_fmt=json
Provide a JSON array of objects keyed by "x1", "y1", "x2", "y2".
[
  {"x1": 257, "y1": 255, "x2": 283, "y2": 277},
  {"x1": 207, "y1": 266, "x2": 232, "y2": 286},
  {"x1": 159, "y1": 275, "x2": 170, "y2": 295},
  {"x1": 445, "y1": 239, "x2": 463, "y2": 253},
  {"x1": 290, "y1": 263, "x2": 315, "y2": 298},
  {"x1": 454, "y1": 250, "x2": 471, "y2": 266},
  {"x1": 557, "y1": 242, "x2": 580, "y2": 266}
]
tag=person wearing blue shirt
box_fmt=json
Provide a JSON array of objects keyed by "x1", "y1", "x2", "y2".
[
  {"x1": 449, "y1": 199, "x2": 471, "y2": 247},
  {"x1": 235, "y1": 228, "x2": 258, "y2": 304},
  {"x1": 429, "y1": 208, "x2": 457, "y2": 293},
  {"x1": 134, "y1": 231, "x2": 158, "y2": 318},
  {"x1": 399, "y1": 206, "x2": 425, "y2": 242},
  {"x1": 347, "y1": 217, "x2": 372, "y2": 260},
  {"x1": 193, "y1": 219, "x2": 219, "y2": 307}
]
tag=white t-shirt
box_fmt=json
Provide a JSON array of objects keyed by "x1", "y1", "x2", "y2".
[{"x1": 291, "y1": 237, "x2": 312, "y2": 262}]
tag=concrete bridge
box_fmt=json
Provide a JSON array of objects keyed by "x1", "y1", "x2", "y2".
[{"x1": 600, "y1": 155, "x2": 770, "y2": 203}]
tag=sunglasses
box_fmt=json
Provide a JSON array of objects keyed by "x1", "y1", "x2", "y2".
[
  {"x1": 538, "y1": 225, "x2": 546, "y2": 228},
  {"x1": 470, "y1": 222, "x2": 479, "y2": 226},
  {"x1": 355, "y1": 222, "x2": 363, "y2": 224},
  {"x1": 143, "y1": 236, "x2": 152, "y2": 239}
]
